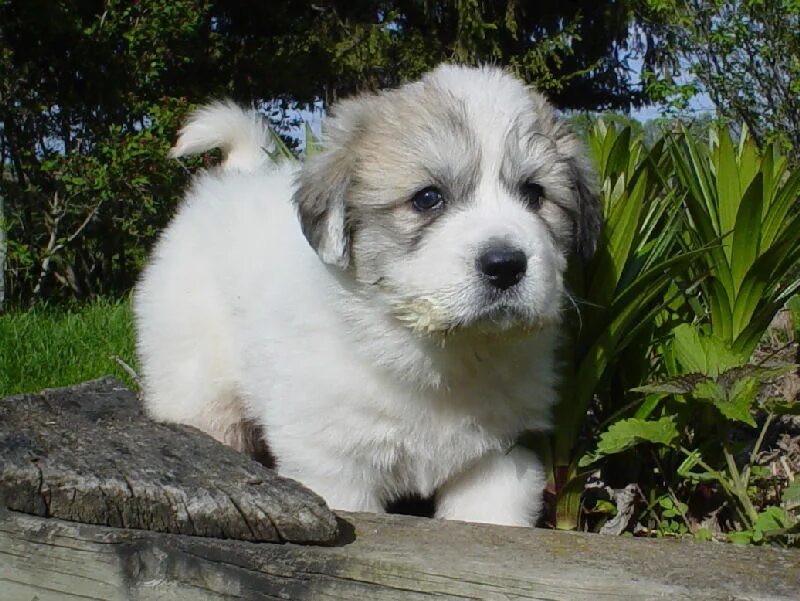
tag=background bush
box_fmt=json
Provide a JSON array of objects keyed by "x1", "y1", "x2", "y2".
[{"x1": 0, "y1": 0, "x2": 645, "y2": 307}]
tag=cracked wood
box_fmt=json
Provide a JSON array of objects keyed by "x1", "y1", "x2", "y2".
[
  {"x1": 0, "y1": 377, "x2": 337, "y2": 543},
  {"x1": 1, "y1": 509, "x2": 798, "y2": 600}
]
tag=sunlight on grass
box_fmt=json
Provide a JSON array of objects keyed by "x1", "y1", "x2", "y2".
[{"x1": 0, "y1": 298, "x2": 138, "y2": 396}]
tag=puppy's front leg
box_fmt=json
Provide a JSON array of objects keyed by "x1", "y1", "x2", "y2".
[
  {"x1": 434, "y1": 446, "x2": 544, "y2": 527},
  {"x1": 282, "y1": 465, "x2": 384, "y2": 514}
]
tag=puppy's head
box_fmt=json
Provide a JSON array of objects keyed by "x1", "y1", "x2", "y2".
[{"x1": 294, "y1": 65, "x2": 601, "y2": 336}]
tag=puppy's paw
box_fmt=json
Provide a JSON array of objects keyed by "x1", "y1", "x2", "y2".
[{"x1": 434, "y1": 447, "x2": 544, "y2": 527}]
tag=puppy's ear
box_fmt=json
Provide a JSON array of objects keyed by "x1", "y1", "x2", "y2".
[
  {"x1": 293, "y1": 149, "x2": 353, "y2": 268},
  {"x1": 293, "y1": 98, "x2": 370, "y2": 269},
  {"x1": 568, "y1": 152, "x2": 603, "y2": 263},
  {"x1": 529, "y1": 89, "x2": 603, "y2": 263}
]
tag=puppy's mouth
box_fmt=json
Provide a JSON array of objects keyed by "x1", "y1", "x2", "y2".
[
  {"x1": 468, "y1": 303, "x2": 536, "y2": 333},
  {"x1": 390, "y1": 295, "x2": 540, "y2": 338}
]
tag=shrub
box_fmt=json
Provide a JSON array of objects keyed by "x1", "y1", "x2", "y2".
[{"x1": 568, "y1": 122, "x2": 800, "y2": 544}]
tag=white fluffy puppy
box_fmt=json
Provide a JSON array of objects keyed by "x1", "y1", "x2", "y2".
[{"x1": 134, "y1": 64, "x2": 601, "y2": 527}]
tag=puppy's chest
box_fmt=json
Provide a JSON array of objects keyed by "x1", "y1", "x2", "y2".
[
  {"x1": 373, "y1": 412, "x2": 504, "y2": 496},
  {"x1": 356, "y1": 385, "x2": 526, "y2": 495}
]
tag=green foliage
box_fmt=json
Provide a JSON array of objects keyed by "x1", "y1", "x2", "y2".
[
  {"x1": 654, "y1": 495, "x2": 690, "y2": 536},
  {"x1": 670, "y1": 126, "x2": 800, "y2": 356},
  {"x1": 641, "y1": 0, "x2": 800, "y2": 160},
  {"x1": 0, "y1": 298, "x2": 137, "y2": 395},
  {"x1": 579, "y1": 417, "x2": 678, "y2": 467},
  {"x1": 0, "y1": 0, "x2": 649, "y2": 306},
  {"x1": 0, "y1": 0, "x2": 216, "y2": 304},
  {"x1": 545, "y1": 119, "x2": 800, "y2": 546},
  {"x1": 544, "y1": 119, "x2": 690, "y2": 529},
  {"x1": 727, "y1": 506, "x2": 798, "y2": 546},
  {"x1": 788, "y1": 296, "x2": 800, "y2": 342},
  {"x1": 584, "y1": 330, "x2": 799, "y2": 545},
  {"x1": 307, "y1": 1, "x2": 643, "y2": 110}
]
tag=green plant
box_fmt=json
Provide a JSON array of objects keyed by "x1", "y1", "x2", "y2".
[
  {"x1": 555, "y1": 121, "x2": 800, "y2": 542},
  {"x1": 582, "y1": 322, "x2": 799, "y2": 545},
  {"x1": 0, "y1": 298, "x2": 138, "y2": 395},
  {"x1": 670, "y1": 125, "x2": 800, "y2": 357},
  {"x1": 541, "y1": 119, "x2": 696, "y2": 529},
  {"x1": 642, "y1": 0, "x2": 800, "y2": 158}
]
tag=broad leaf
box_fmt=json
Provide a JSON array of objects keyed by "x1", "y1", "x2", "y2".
[
  {"x1": 694, "y1": 380, "x2": 726, "y2": 404},
  {"x1": 728, "y1": 531, "x2": 754, "y2": 545},
  {"x1": 713, "y1": 376, "x2": 758, "y2": 427},
  {"x1": 717, "y1": 364, "x2": 795, "y2": 390},
  {"x1": 714, "y1": 127, "x2": 740, "y2": 261},
  {"x1": 730, "y1": 173, "x2": 763, "y2": 295},
  {"x1": 754, "y1": 506, "x2": 789, "y2": 534},
  {"x1": 762, "y1": 169, "x2": 800, "y2": 249},
  {"x1": 671, "y1": 324, "x2": 742, "y2": 377},
  {"x1": 579, "y1": 417, "x2": 678, "y2": 467},
  {"x1": 633, "y1": 374, "x2": 708, "y2": 395}
]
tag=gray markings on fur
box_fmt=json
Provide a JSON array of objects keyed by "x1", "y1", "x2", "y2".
[{"x1": 294, "y1": 66, "x2": 601, "y2": 272}]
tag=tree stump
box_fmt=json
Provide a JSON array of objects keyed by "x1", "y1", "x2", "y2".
[{"x1": 0, "y1": 377, "x2": 337, "y2": 543}]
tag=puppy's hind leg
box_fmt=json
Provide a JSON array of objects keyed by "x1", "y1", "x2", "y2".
[
  {"x1": 139, "y1": 348, "x2": 253, "y2": 455},
  {"x1": 134, "y1": 276, "x2": 255, "y2": 456}
]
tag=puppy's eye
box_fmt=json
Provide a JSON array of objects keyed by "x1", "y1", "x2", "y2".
[
  {"x1": 521, "y1": 182, "x2": 545, "y2": 209},
  {"x1": 411, "y1": 187, "x2": 445, "y2": 212},
  {"x1": 411, "y1": 187, "x2": 444, "y2": 212}
]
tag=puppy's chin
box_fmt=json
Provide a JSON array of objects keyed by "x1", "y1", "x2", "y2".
[
  {"x1": 390, "y1": 295, "x2": 552, "y2": 340},
  {"x1": 467, "y1": 304, "x2": 541, "y2": 335}
]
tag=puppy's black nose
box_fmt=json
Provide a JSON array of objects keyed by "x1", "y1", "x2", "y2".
[{"x1": 478, "y1": 246, "x2": 527, "y2": 290}]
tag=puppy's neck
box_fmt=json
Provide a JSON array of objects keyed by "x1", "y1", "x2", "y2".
[{"x1": 332, "y1": 275, "x2": 559, "y2": 392}]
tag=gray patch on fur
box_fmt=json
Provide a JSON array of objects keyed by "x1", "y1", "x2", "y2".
[
  {"x1": 293, "y1": 149, "x2": 354, "y2": 268},
  {"x1": 296, "y1": 80, "x2": 483, "y2": 277},
  {"x1": 500, "y1": 105, "x2": 602, "y2": 262},
  {"x1": 294, "y1": 64, "x2": 600, "y2": 277}
]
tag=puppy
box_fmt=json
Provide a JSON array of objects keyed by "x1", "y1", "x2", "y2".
[{"x1": 134, "y1": 64, "x2": 601, "y2": 527}]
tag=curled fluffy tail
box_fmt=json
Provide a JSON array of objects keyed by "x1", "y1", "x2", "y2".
[{"x1": 168, "y1": 101, "x2": 274, "y2": 172}]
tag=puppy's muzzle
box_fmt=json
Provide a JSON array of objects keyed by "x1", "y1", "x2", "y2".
[{"x1": 477, "y1": 245, "x2": 527, "y2": 290}]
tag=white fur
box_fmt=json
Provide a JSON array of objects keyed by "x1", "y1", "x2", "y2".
[
  {"x1": 136, "y1": 65, "x2": 597, "y2": 527},
  {"x1": 435, "y1": 447, "x2": 546, "y2": 526},
  {"x1": 168, "y1": 101, "x2": 274, "y2": 172}
]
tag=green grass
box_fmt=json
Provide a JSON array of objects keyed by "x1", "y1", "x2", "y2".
[{"x1": 0, "y1": 297, "x2": 139, "y2": 396}]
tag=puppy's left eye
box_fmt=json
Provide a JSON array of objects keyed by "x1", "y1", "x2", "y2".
[
  {"x1": 411, "y1": 187, "x2": 445, "y2": 212},
  {"x1": 521, "y1": 182, "x2": 545, "y2": 209}
]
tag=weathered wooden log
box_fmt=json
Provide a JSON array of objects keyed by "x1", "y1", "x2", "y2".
[
  {"x1": 1, "y1": 379, "x2": 798, "y2": 600},
  {"x1": 1, "y1": 508, "x2": 798, "y2": 600},
  {"x1": 0, "y1": 377, "x2": 337, "y2": 543}
]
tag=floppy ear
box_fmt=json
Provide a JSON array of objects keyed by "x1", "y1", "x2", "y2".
[
  {"x1": 568, "y1": 153, "x2": 603, "y2": 263},
  {"x1": 293, "y1": 97, "x2": 371, "y2": 269},
  {"x1": 529, "y1": 89, "x2": 603, "y2": 263},
  {"x1": 293, "y1": 149, "x2": 353, "y2": 268}
]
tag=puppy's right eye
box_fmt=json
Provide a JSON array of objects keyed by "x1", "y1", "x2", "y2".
[
  {"x1": 521, "y1": 182, "x2": 545, "y2": 210},
  {"x1": 411, "y1": 187, "x2": 445, "y2": 212}
]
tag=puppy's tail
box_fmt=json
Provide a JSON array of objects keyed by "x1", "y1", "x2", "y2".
[{"x1": 168, "y1": 101, "x2": 274, "y2": 172}]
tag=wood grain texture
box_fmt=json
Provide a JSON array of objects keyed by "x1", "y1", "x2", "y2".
[
  {"x1": 1, "y1": 378, "x2": 798, "y2": 600},
  {"x1": 1, "y1": 508, "x2": 798, "y2": 601},
  {"x1": 0, "y1": 377, "x2": 337, "y2": 544}
]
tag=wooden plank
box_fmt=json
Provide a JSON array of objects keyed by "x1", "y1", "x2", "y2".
[
  {"x1": 0, "y1": 378, "x2": 337, "y2": 544},
  {"x1": 1, "y1": 508, "x2": 798, "y2": 601},
  {"x1": 1, "y1": 378, "x2": 798, "y2": 600}
]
